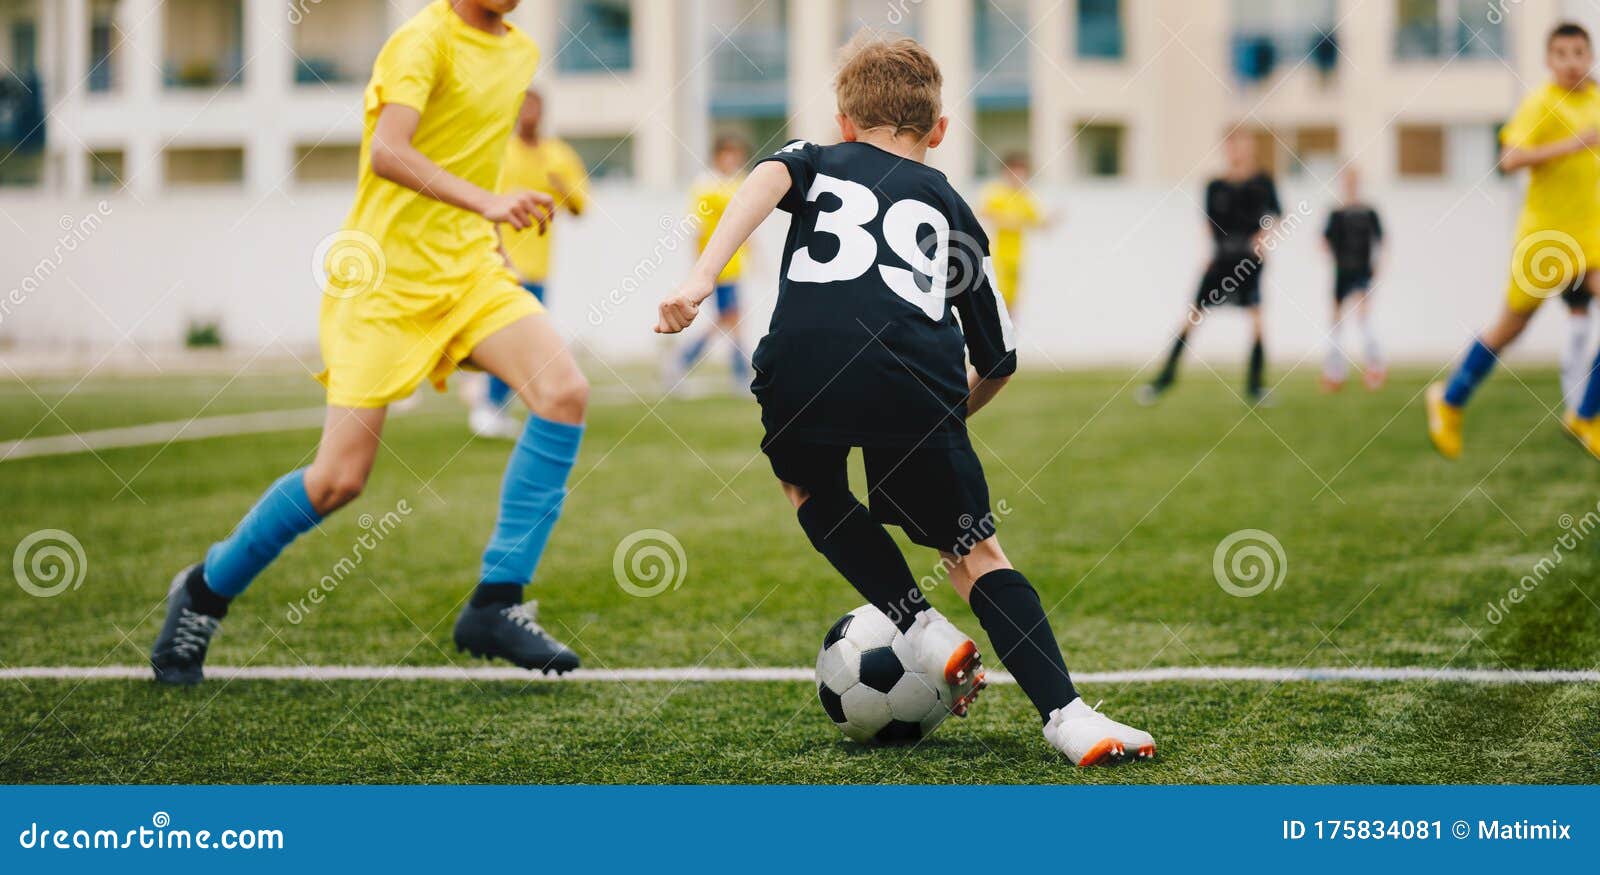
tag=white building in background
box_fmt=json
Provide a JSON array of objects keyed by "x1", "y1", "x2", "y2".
[{"x1": 1, "y1": 0, "x2": 1589, "y2": 194}]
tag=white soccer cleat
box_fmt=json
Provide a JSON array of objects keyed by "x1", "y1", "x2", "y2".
[
  {"x1": 1043, "y1": 697, "x2": 1156, "y2": 766},
  {"x1": 469, "y1": 406, "x2": 523, "y2": 440},
  {"x1": 903, "y1": 608, "x2": 987, "y2": 717}
]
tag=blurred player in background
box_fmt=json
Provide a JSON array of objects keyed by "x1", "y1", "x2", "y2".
[
  {"x1": 1427, "y1": 23, "x2": 1600, "y2": 459},
  {"x1": 667, "y1": 135, "x2": 753, "y2": 393},
  {"x1": 979, "y1": 152, "x2": 1050, "y2": 320},
  {"x1": 151, "y1": 0, "x2": 589, "y2": 684},
  {"x1": 471, "y1": 88, "x2": 588, "y2": 439},
  {"x1": 1320, "y1": 166, "x2": 1386, "y2": 392},
  {"x1": 657, "y1": 34, "x2": 1154, "y2": 767},
  {"x1": 1139, "y1": 130, "x2": 1281, "y2": 406}
]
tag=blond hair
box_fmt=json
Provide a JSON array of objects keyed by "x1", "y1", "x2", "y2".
[{"x1": 834, "y1": 31, "x2": 943, "y2": 138}]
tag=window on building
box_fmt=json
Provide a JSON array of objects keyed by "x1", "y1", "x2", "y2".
[
  {"x1": 1292, "y1": 125, "x2": 1340, "y2": 175},
  {"x1": 88, "y1": 148, "x2": 125, "y2": 188},
  {"x1": 975, "y1": 0, "x2": 1029, "y2": 109},
  {"x1": 1075, "y1": 122, "x2": 1124, "y2": 177},
  {"x1": 292, "y1": 0, "x2": 386, "y2": 86},
  {"x1": 0, "y1": 2, "x2": 44, "y2": 187},
  {"x1": 165, "y1": 146, "x2": 245, "y2": 186},
  {"x1": 975, "y1": 108, "x2": 1030, "y2": 178},
  {"x1": 163, "y1": 0, "x2": 244, "y2": 89},
  {"x1": 1396, "y1": 0, "x2": 1504, "y2": 60},
  {"x1": 1397, "y1": 124, "x2": 1445, "y2": 177},
  {"x1": 709, "y1": 0, "x2": 787, "y2": 127},
  {"x1": 569, "y1": 135, "x2": 634, "y2": 180},
  {"x1": 1076, "y1": 0, "x2": 1123, "y2": 60},
  {"x1": 89, "y1": 0, "x2": 119, "y2": 93},
  {"x1": 294, "y1": 143, "x2": 361, "y2": 184},
  {"x1": 558, "y1": 0, "x2": 634, "y2": 74},
  {"x1": 1231, "y1": 0, "x2": 1337, "y2": 82}
]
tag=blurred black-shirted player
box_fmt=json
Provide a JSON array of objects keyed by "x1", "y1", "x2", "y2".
[
  {"x1": 1140, "y1": 131, "x2": 1282, "y2": 405},
  {"x1": 655, "y1": 33, "x2": 1154, "y2": 766},
  {"x1": 1320, "y1": 168, "x2": 1388, "y2": 391}
]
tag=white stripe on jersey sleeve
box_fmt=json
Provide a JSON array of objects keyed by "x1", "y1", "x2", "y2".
[{"x1": 984, "y1": 256, "x2": 1017, "y2": 352}]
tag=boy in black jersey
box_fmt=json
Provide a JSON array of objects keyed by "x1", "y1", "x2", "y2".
[
  {"x1": 656, "y1": 34, "x2": 1154, "y2": 766},
  {"x1": 1320, "y1": 167, "x2": 1387, "y2": 392},
  {"x1": 1139, "y1": 131, "x2": 1282, "y2": 406}
]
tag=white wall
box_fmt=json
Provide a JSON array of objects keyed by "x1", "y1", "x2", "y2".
[{"x1": 0, "y1": 176, "x2": 1568, "y2": 371}]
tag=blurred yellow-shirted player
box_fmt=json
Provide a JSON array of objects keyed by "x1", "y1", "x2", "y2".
[
  {"x1": 473, "y1": 88, "x2": 589, "y2": 437},
  {"x1": 151, "y1": 0, "x2": 594, "y2": 688},
  {"x1": 979, "y1": 153, "x2": 1049, "y2": 315},
  {"x1": 672, "y1": 135, "x2": 753, "y2": 391},
  {"x1": 1428, "y1": 22, "x2": 1600, "y2": 460}
]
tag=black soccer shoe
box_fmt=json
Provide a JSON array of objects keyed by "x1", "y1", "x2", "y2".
[
  {"x1": 150, "y1": 565, "x2": 222, "y2": 685},
  {"x1": 453, "y1": 600, "x2": 580, "y2": 675}
]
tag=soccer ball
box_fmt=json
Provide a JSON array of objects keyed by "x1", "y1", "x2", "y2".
[{"x1": 815, "y1": 604, "x2": 951, "y2": 744}]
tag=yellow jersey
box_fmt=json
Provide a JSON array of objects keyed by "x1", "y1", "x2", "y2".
[
  {"x1": 498, "y1": 136, "x2": 588, "y2": 283},
  {"x1": 690, "y1": 173, "x2": 748, "y2": 283},
  {"x1": 332, "y1": 1, "x2": 540, "y2": 305},
  {"x1": 1501, "y1": 81, "x2": 1600, "y2": 234},
  {"x1": 980, "y1": 181, "x2": 1043, "y2": 267}
]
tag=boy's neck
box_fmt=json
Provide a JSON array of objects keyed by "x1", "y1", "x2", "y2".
[
  {"x1": 451, "y1": 0, "x2": 508, "y2": 35},
  {"x1": 855, "y1": 129, "x2": 929, "y2": 163}
]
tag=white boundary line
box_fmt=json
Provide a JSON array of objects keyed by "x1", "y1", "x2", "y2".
[{"x1": 2, "y1": 665, "x2": 1596, "y2": 684}]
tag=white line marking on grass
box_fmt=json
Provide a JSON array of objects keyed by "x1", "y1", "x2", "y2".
[{"x1": 2, "y1": 665, "x2": 1596, "y2": 684}]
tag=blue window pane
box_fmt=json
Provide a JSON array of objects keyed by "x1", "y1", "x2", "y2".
[
  {"x1": 1077, "y1": 0, "x2": 1123, "y2": 60},
  {"x1": 559, "y1": 0, "x2": 634, "y2": 74}
]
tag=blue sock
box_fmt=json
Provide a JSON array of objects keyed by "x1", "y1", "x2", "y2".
[
  {"x1": 203, "y1": 469, "x2": 323, "y2": 598},
  {"x1": 487, "y1": 375, "x2": 513, "y2": 408},
  {"x1": 730, "y1": 344, "x2": 750, "y2": 381},
  {"x1": 1579, "y1": 347, "x2": 1600, "y2": 419},
  {"x1": 1443, "y1": 339, "x2": 1498, "y2": 408},
  {"x1": 680, "y1": 336, "x2": 710, "y2": 370},
  {"x1": 480, "y1": 415, "x2": 584, "y2": 585}
]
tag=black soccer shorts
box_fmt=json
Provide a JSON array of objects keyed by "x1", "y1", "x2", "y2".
[
  {"x1": 762, "y1": 433, "x2": 995, "y2": 556},
  {"x1": 1193, "y1": 252, "x2": 1263, "y2": 309}
]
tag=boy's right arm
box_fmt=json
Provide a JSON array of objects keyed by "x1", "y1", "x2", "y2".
[
  {"x1": 1500, "y1": 129, "x2": 1599, "y2": 172},
  {"x1": 656, "y1": 161, "x2": 789, "y2": 333},
  {"x1": 370, "y1": 104, "x2": 554, "y2": 232}
]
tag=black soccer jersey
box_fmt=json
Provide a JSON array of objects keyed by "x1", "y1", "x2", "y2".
[
  {"x1": 1323, "y1": 205, "x2": 1384, "y2": 273},
  {"x1": 751, "y1": 140, "x2": 1017, "y2": 448},
  {"x1": 1205, "y1": 173, "x2": 1281, "y2": 256}
]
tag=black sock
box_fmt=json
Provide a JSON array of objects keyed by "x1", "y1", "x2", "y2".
[
  {"x1": 185, "y1": 563, "x2": 231, "y2": 619},
  {"x1": 968, "y1": 569, "x2": 1079, "y2": 722},
  {"x1": 1154, "y1": 334, "x2": 1187, "y2": 388},
  {"x1": 1248, "y1": 338, "x2": 1265, "y2": 395},
  {"x1": 797, "y1": 492, "x2": 927, "y2": 633},
  {"x1": 470, "y1": 582, "x2": 524, "y2": 609}
]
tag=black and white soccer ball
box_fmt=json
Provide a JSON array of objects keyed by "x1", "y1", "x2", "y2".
[{"x1": 815, "y1": 604, "x2": 951, "y2": 744}]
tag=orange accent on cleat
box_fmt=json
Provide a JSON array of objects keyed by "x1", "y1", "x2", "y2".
[
  {"x1": 1076, "y1": 737, "x2": 1124, "y2": 767},
  {"x1": 943, "y1": 639, "x2": 979, "y2": 687}
]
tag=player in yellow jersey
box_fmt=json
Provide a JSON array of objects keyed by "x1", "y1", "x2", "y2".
[
  {"x1": 1427, "y1": 23, "x2": 1600, "y2": 460},
  {"x1": 151, "y1": 0, "x2": 590, "y2": 685},
  {"x1": 979, "y1": 153, "x2": 1050, "y2": 318},
  {"x1": 669, "y1": 135, "x2": 753, "y2": 392},
  {"x1": 471, "y1": 87, "x2": 589, "y2": 439}
]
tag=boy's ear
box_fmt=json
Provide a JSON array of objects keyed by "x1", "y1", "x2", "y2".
[
  {"x1": 837, "y1": 113, "x2": 858, "y2": 142},
  {"x1": 926, "y1": 116, "x2": 950, "y2": 150}
]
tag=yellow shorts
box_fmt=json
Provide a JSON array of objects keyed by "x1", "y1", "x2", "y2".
[
  {"x1": 316, "y1": 267, "x2": 543, "y2": 409},
  {"x1": 994, "y1": 260, "x2": 1022, "y2": 308},
  {"x1": 1505, "y1": 225, "x2": 1600, "y2": 314}
]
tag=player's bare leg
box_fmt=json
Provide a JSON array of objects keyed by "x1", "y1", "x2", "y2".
[{"x1": 452, "y1": 313, "x2": 588, "y2": 673}]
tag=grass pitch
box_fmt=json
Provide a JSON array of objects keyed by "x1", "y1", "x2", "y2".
[{"x1": 2, "y1": 364, "x2": 1598, "y2": 783}]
